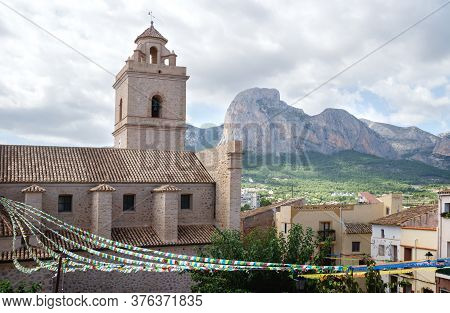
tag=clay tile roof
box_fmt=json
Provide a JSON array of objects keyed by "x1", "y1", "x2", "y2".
[
  {"x1": 21, "y1": 185, "x2": 46, "y2": 193},
  {"x1": 0, "y1": 145, "x2": 214, "y2": 184},
  {"x1": 89, "y1": 184, "x2": 116, "y2": 192},
  {"x1": 0, "y1": 210, "x2": 32, "y2": 237},
  {"x1": 438, "y1": 188, "x2": 450, "y2": 194},
  {"x1": 240, "y1": 198, "x2": 303, "y2": 219},
  {"x1": 358, "y1": 192, "x2": 380, "y2": 204},
  {"x1": 0, "y1": 225, "x2": 217, "y2": 262},
  {"x1": 371, "y1": 205, "x2": 437, "y2": 226},
  {"x1": 152, "y1": 185, "x2": 182, "y2": 193},
  {"x1": 0, "y1": 247, "x2": 52, "y2": 263},
  {"x1": 344, "y1": 223, "x2": 372, "y2": 234},
  {"x1": 135, "y1": 23, "x2": 168, "y2": 44},
  {"x1": 111, "y1": 224, "x2": 216, "y2": 246}
]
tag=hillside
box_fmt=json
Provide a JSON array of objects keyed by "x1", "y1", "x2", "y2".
[{"x1": 243, "y1": 150, "x2": 450, "y2": 204}]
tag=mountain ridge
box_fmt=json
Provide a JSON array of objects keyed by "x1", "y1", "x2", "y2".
[{"x1": 186, "y1": 87, "x2": 449, "y2": 170}]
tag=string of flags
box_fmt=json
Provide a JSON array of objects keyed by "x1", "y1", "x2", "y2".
[{"x1": 1, "y1": 197, "x2": 449, "y2": 276}]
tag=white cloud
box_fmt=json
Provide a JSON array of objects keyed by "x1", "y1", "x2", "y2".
[{"x1": 0, "y1": 0, "x2": 449, "y2": 147}]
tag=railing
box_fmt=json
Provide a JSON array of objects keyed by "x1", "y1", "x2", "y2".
[{"x1": 317, "y1": 230, "x2": 336, "y2": 241}]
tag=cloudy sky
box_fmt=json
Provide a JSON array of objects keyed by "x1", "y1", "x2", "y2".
[{"x1": 0, "y1": 0, "x2": 449, "y2": 147}]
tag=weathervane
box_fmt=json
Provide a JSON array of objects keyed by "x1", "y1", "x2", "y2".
[{"x1": 148, "y1": 11, "x2": 155, "y2": 26}]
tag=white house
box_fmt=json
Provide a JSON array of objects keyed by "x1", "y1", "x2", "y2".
[
  {"x1": 438, "y1": 189, "x2": 450, "y2": 258},
  {"x1": 371, "y1": 205, "x2": 438, "y2": 293}
]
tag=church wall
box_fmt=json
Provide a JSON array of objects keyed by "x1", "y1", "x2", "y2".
[
  {"x1": 0, "y1": 183, "x2": 215, "y2": 232},
  {"x1": 196, "y1": 141, "x2": 242, "y2": 230},
  {"x1": 0, "y1": 245, "x2": 206, "y2": 293}
]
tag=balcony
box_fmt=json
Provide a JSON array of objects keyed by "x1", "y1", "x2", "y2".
[{"x1": 318, "y1": 230, "x2": 336, "y2": 241}]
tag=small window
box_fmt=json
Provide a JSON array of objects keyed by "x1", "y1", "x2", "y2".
[
  {"x1": 379, "y1": 244, "x2": 385, "y2": 256},
  {"x1": 58, "y1": 195, "x2": 72, "y2": 212},
  {"x1": 445, "y1": 203, "x2": 450, "y2": 213},
  {"x1": 381, "y1": 229, "x2": 385, "y2": 238},
  {"x1": 123, "y1": 194, "x2": 135, "y2": 212},
  {"x1": 284, "y1": 223, "x2": 288, "y2": 234},
  {"x1": 352, "y1": 241, "x2": 360, "y2": 252},
  {"x1": 386, "y1": 206, "x2": 390, "y2": 215},
  {"x1": 320, "y1": 222, "x2": 331, "y2": 231},
  {"x1": 118, "y1": 98, "x2": 123, "y2": 121},
  {"x1": 181, "y1": 194, "x2": 192, "y2": 210},
  {"x1": 151, "y1": 96, "x2": 161, "y2": 118},
  {"x1": 404, "y1": 247, "x2": 412, "y2": 261}
]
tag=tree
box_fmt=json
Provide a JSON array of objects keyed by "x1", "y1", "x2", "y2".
[
  {"x1": 191, "y1": 224, "x2": 330, "y2": 293},
  {"x1": 240, "y1": 204, "x2": 250, "y2": 211},
  {"x1": 259, "y1": 198, "x2": 273, "y2": 207}
]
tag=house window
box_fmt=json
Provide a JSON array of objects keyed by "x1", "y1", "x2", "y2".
[
  {"x1": 386, "y1": 207, "x2": 390, "y2": 215},
  {"x1": 381, "y1": 229, "x2": 385, "y2": 238},
  {"x1": 445, "y1": 203, "x2": 450, "y2": 213},
  {"x1": 284, "y1": 223, "x2": 288, "y2": 234},
  {"x1": 352, "y1": 241, "x2": 360, "y2": 252},
  {"x1": 123, "y1": 194, "x2": 135, "y2": 211},
  {"x1": 181, "y1": 194, "x2": 192, "y2": 210},
  {"x1": 404, "y1": 247, "x2": 412, "y2": 261},
  {"x1": 320, "y1": 222, "x2": 331, "y2": 231},
  {"x1": 379, "y1": 244, "x2": 385, "y2": 256},
  {"x1": 58, "y1": 195, "x2": 72, "y2": 212}
]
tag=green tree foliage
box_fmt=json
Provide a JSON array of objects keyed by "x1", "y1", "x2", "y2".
[
  {"x1": 259, "y1": 197, "x2": 273, "y2": 207},
  {"x1": 191, "y1": 225, "x2": 331, "y2": 292},
  {"x1": 0, "y1": 280, "x2": 42, "y2": 293}
]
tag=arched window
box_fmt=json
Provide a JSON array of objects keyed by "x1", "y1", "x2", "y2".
[
  {"x1": 151, "y1": 95, "x2": 161, "y2": 118},
  {"x1": 118, "y1": 98, "x2": 123, "y2": 121},
  {"x1": 150, "y1": 47, "x2": 158, "y2": 64}
]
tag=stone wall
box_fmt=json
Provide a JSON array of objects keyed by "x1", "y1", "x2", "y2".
[
  {"x1": 241, "y1": 209, "x2": 275, "y2": 235},
  {"x1": 0, "y1": 183, "x2": 215, "y2": 235},
  {"x1": 0, "y1": 245, "x2": 205, "y2": 293},
  {"x1": 196, "y1": 141, "x2": 242, "y2": 230}
]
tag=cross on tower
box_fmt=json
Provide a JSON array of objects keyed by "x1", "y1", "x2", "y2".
[{"x1": 148, "y1": 11, "x2": 155, "y2": 26}]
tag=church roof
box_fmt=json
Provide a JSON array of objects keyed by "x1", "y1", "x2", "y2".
[
  {"x1": 0, "y1": 145, "x2": 214, "y2": 184},
  {"x1": 135, "y1": 22, "x2": 168, "y2": 44}
]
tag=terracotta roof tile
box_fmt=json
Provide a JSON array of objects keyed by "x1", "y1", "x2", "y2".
[
  {"x1": 0, "y1": 225, "x2": 217, "y2": 262},
  {"x1": 438, "y1": 188, "x2": 450, "y2": 194},
  {"x1": 344, "y1": 223, "x2": 372, "y2": 234},
  {"x1": 358, "y1": 192, "x2": 381, "y2": 204},
  {"x1": 240, "y1": 198, "x2": 303, "y2": 218},
  {"x1": 89, "y1": 184, "x2": 116, "y2": 192},
  {"x1": 152, "y1": 185, "x2": 182, "y2": 193},
  {"x1": 0, "y1": 145, "x2": 214, "y2": 184},
  {"x1": 135, "y1": 23, "x2": 168, "y2": 44},
  {"x1": 21, "y1": 185, "x2": 46, "y2": 193},
  {"x1": 371, "y1": 205, "x2": 437, "y2": 226}
]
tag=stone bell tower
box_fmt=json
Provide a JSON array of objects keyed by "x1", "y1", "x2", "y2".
[{"x1": 113, "y1": 21, "x2": 189, "y2": 151}]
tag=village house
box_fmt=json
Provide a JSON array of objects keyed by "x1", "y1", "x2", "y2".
[
  {"x1": 275, "y1": 192, "x2": 402, "y2": 265},
  {"x1": 370, "y1": 205, "x2": 438, "y2": 293},
  {"x1": 436, "y1": 189, "x2": 450, "y2": 292},
  {"x1": 0, "y1": 22, "x2": 242, "y2": 292}
]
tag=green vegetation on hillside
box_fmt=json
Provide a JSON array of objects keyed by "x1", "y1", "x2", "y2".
[{"x1": 243, "y1": 150, "x2": 450, "y2": 204}]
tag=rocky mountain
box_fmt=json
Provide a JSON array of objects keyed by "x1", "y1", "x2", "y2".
[
  {"x1": 185, "y1": 124, "x2": 223, "y2": 151},
  {"x1": 186, "y1": 87, "x2": 450, "y2": 170}
]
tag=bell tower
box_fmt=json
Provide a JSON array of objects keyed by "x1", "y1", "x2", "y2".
[{"x1": 113, "y1": 21, "x2": 189, "y2": 151}]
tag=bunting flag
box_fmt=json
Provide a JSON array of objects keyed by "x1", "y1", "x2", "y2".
[{"x1": 1, "y1": 197, "x2": 449, "y2": 276}]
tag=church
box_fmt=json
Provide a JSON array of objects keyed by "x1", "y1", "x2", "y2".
[{"x1": 0, "y1": 22, "x2": 242, "y2": 292}]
